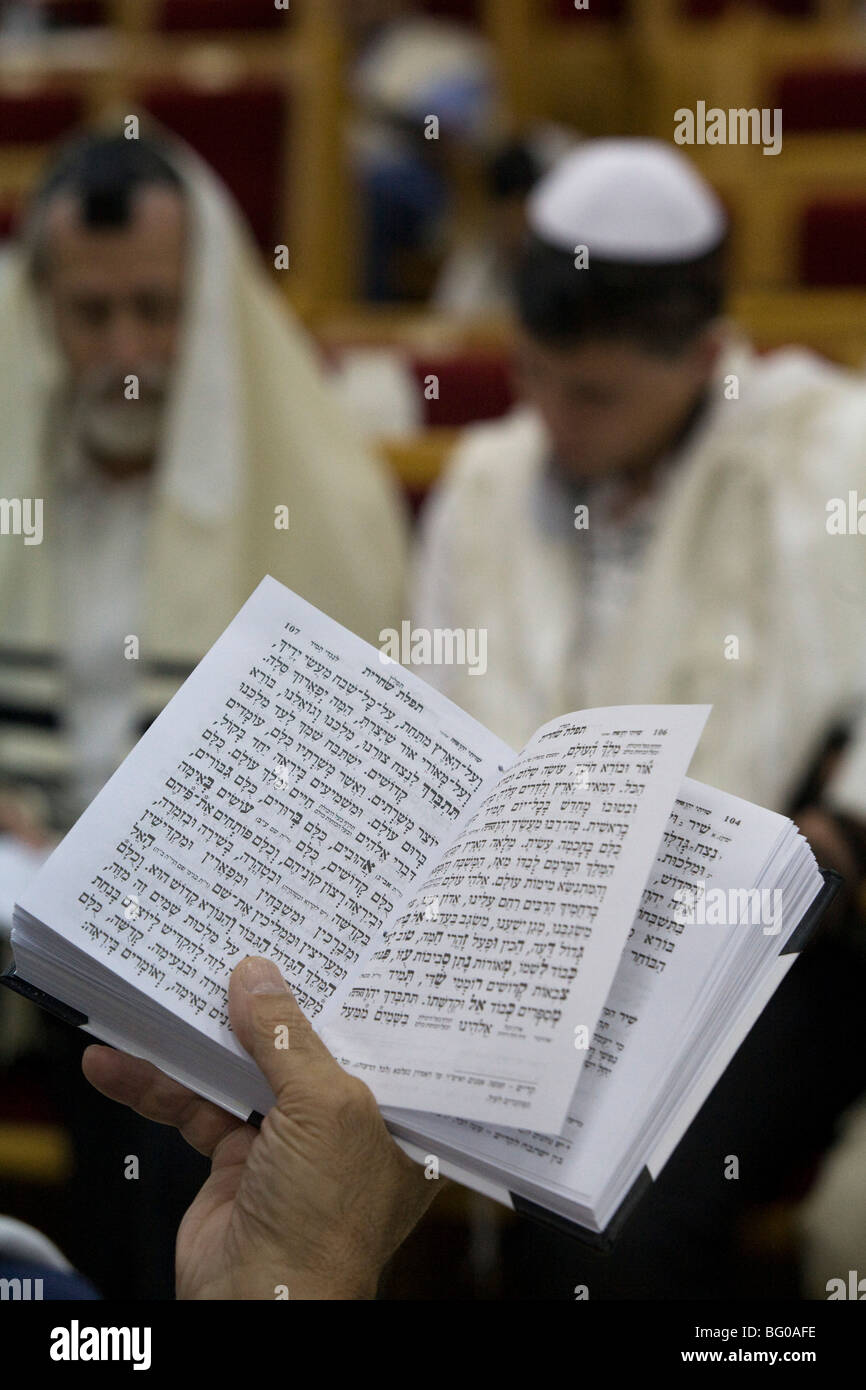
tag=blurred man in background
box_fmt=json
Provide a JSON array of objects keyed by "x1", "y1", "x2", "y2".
[
  {"x1": 0, "y1": 128, "x2": 407, "y2": 838},
  {"x1": 414, "y1": 138, "x2": 866, "y2": 816},
  {"x1": 432, "y1": 125, "x2": 578, "y2": 320},
  {"x1": 412, "y1": 137, "x2": 866, "y2": 1298},
  {"x1": 0, "y1": 126, "x2": 408, "y2": 1297},
  {"x1": 345, "y1": 0, "x2": 500, "y2": 302}
]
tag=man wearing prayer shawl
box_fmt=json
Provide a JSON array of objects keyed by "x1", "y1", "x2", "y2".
[
  {"x1": 414, "y1": 139, "x2": 866, "y2": 824},
  {"x1": 411, "y1": 137, "x2": 866, "y2": 1299},
  {"x1": 0, "y1": 127, "x2": 408, "y2": 1300},
  {"x1": 0, "y1": 128, "x2": 408, "y2": 834}
]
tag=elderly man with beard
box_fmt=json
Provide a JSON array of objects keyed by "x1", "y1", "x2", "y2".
[
  {"x1": 0, "y1": 129, "x2": 407, "y2": 837},
  {"x1": 0, "y1": 131, "x2": 409, "y2": 1298}
]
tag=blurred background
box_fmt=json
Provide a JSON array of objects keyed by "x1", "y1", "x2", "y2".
[
  {"x1": 0, "y1": 0, "x2": 863, "y2": 506},
  {"x1": 0, "y1": 0, "x2": 865, "y2": 1301}
]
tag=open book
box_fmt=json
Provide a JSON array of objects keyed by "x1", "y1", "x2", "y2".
[{"x1": 1, "y1": 576, "x2": 838, "y2": 1245}]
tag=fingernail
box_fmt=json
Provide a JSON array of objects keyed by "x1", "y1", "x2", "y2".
[{"x1": 239, "y1": 958, "x2": 290, "y2": 995}]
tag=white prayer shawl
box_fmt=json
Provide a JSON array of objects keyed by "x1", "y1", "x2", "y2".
[
  {"x1": 0, "y1": 131, "x2": 409, "y2": 663},
  {"x1": 412, "y1": 338, "x2": 866, "y2": 814}
]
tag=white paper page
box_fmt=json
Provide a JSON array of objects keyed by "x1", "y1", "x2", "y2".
[
  {"x1": 15, "y1": 577, "x2": 512, "y2": 1069},
  {"x1": 388, "y1": 778, "x2": 788, "y2": 1196},
  {"x1": 323, "y1": 705, "x2": 709, "y2": 1134}
]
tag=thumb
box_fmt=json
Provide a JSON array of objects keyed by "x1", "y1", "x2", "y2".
[{"x1": 228, "y1": 956, "x2": 338, "y2": 1106}]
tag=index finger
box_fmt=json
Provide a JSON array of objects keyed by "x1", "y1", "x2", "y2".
[{"x1": 81, "y1": 1044, "x2": 245, "y2": 1159}]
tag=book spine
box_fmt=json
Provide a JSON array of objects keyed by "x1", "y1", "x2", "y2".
[
  {"x1": 779, "y1": 868, "x2": 843, "y2": 955},
  {"x1": 0, "y1": 967, "x2": 89, "y2": 1027},
  {"x1": 510, "y1": 1167, "x2": 654, "y2": 1251}
]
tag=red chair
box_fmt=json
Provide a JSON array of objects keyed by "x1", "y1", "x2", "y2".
[
  {"x1": 0, "y1": 90, "x2": 85, "y2": 144},
  {"x1": 771, "y1": 67, "x2": 866, "y2": 133},
  {"x1": 757, "y1": 0, "x2": 817, "y2": 14},
  {"x1": 681, "y1": 0, "x2": 728, "y2": 15},
  {"x1": 139, "y1": 82, "x2": 291, "y2": 251},
  {"x1": 154, "y1": 0, "x2": 287, "y2": 31},
  {"x1": 799, "y1": 200, "x2": 866, "y2": 287},
  {"x1": 409, "y1": 351, "x2": 515, "y2": 428},
  {"x1": 0, "y1": 201, "x2": 21, "y2": 241},
  {"x1": 548, "y1": 0, "x2": 627, "y2": 21},
  {"x1": 418, "y1": 0, "x2": 482, "y2": 17},
  {"x1": 43, "y1": 1, "x2": 108, "y2": 24},
  {"x1": 549, "y1": 0, "x2": 815, "y2": 18}
]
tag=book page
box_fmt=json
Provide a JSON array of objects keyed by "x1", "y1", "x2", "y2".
[
  {"x1": 385, "y1": 778, "x2": 793, "y2": 1203},
  {"x1": 15, "y1": 577, "x2": 512, "y2": 1069},
  {"x1": 322, "y1": 705, "x2": 709, "y2": 1134}
]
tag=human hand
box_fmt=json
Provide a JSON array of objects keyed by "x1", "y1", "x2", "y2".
[{"x1": 81, "y1": 955, "x2": 444, "y2": 1299}]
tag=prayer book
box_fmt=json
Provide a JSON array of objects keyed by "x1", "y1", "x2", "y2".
[{"x1": 1, "y1": 577, "x2": 839, "y2": 1245}]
